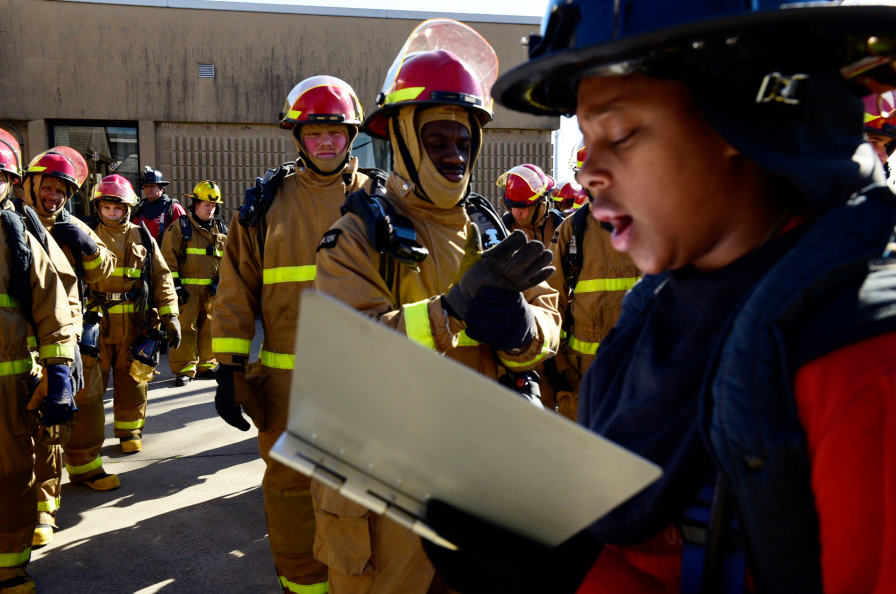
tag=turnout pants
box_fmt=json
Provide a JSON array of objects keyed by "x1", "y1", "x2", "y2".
[
  {"x1": 99, "y1": 326, "x2": 147, "y2": 440},
  {"x1": 169, "y1": 288, "x2": 215, "y2": 378},
  {"x1": 245, "y1": 365, "x2": 328, "y2": 591},
  {"x1": 0, "y1": 371, "x2": 36, "y2": 582},
  {"x1": 64, "y1": 355, "x2": 107, "y2": 480}
]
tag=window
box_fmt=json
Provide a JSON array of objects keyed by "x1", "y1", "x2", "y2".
[
  {"x1": 352, "y1": 132, "x2": 390, "y2": 172},
  {"x1": 50, "y1": 121, "x2": 138, "y2": 217}
]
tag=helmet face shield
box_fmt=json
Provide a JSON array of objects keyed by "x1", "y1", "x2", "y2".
[
  {"x1": 497, "y1": 164, "x2": 554, "y2": 208},
  {"x1": 0, "y1": 129, "x2": 22, "y2": 181},
  {"x1": 26, "y1": 148, "x2": 87, "y2": 189},
  {"x1": 365, "y1": 18, "x2": 498, "y2": 139}
]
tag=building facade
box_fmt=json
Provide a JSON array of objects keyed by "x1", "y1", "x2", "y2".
[{"x1": 2, "y1": 0, "x2": 557, "y2": 219}]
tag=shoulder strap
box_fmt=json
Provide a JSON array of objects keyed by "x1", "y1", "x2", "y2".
[
  {"x1": 0, "y1": 209, "x2": 37, "y2": 334},
  {"x1": 12, "y1": 199, "x2": 49, "y2": 254},
  {"x1": 340, "y1": 173, "x2": 428, "y2": 270},
  {"x1": 239, "y1": 161, "x2": 295, "y2": 260},
  {"x1": 215, "y1": 217, "x2": 228, "y2": 235},
  {"x1": 177, "y1": 215, "x2": 192, "y2": 268},
  {"x1": 563, "y1": 205, "x2": 590, "y2": 289}
]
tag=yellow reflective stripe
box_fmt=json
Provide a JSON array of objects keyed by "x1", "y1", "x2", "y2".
[
  {"x1": 456, "y1": 330, "x2": 479, "y2": 347},
  {"x1": 0, "y1": 547, "x2": 30, "y2": 568},
  {"x1": 114, "y1": 419, "x2": 145, "y2": 430},
  {"x1": 37, "y1": 497, "x2": 61, "y2": 513},
  {"x1": 186, "y1": 247, "x2": 223, "y2": 257},
  {"x1": 212, "y1": 337, "x2": 251, "y2": 355},
  {"x1": 279, "y1": 577, "x2": 329, "y2": 594},
  {"x1": 97, "y1": 303, "x2": 137, "y2": 314},
  {"x1": 0, "y1": 293, "x2": 19, "y2": 308},
  {"x1": 182, "y1": 278, "x2": 213, "y2": 285},
  {"x1": 501, "y1": 341, "x2": 554, "y2": 370},
  {"x1": 27, "y1": 336, "x2": 37, "y2": 349},
  {"x1": 112, "y1": 266, "x2": 142, "y2": 279},
  {"x1": 82, "y1": 252, "x2": 103, "y2": 270},
  {"x1": 404, "y1": 300, "x2": 436, "y2": 350},
  {"x1": 171, "y1": 271, "x2": 180, "y2": 279},
  {"x1": 65, "y1": 456, "x2": 103, "y2": 476},
  {"x1": 263, "y1": 265, "x2": 316, "y2": 285},
  {"x1": 178, "y1": 364, "x2": 197, "y2": 374},
  {"x1": 568, "y1": 334, "x2": 600, "y2": 356},
  {"x1": 0, "y1": 358, "x2": 32, "y2": 376},
  {"x1": 158, "y1": 305, "x2": 177, "y2": 316},
  {"x1": 39, "y1": 344, "x2": 75, "y2": 360},
  {"x1": 285, "y1": 109, "x2": 302, "y2": 121},
  {"x1": 260, "y1": 349, "x2": 294, "y2": 370},
  {"x1": 574, "y1": 277, "x2": 639, "y2": 293},
  {"x1": 386, "y1": 86, "x2": 426, "y2": 104}
]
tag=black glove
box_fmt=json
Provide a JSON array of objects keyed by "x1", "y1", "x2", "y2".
[
  {"x1": 163, "y1": 316, "x2": 181, "y2": 348},
  {"x1": 174, "y1": 280, "x2": 190, "y2": 305},
  {"x1": 443, "y1": 228, "x2": 554, "y2": 321},
  {"x1": 51, "y1": 221, "x2": 98, "y2": 256},
  {"x1": 463, "y1": 287, "x2": 537, "y2": 352},
  {"x1": 422, "y1": 499, "x2": 602, "y2": 594},
  {"x1": 215, "y1": 364, "x2": 251, "y2": 431},
  {"x1": 41, "y1": 363, "x2": 78, "y2": 426}
]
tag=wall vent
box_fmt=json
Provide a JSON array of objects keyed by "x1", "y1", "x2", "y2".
[{"x1": 198, "y1": 63, "x2": 215, "y2": 78}]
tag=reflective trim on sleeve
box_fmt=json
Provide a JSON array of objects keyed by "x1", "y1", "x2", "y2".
[
  {"x1": 112, "y1": 266, "x2": 142, "y2": 279},
  {"x1": 403, "y1": 300, "x2": 436, "y2": 350},
  {"x1": 262, "y1": 265, "x2": 316, "y2": 285},
  {"x1": 260, "y1": 349, "x2": 294, "y2": 370},
  {"x1": 278, "y1": 577, "x2": 329, "y2": 594},
  {"x1": 158, "y1": 305, "x2": 177, "y2": 316},
  {"x1": 0, "y1": 358, "x2": 33, "y2": 376},
  {"x1": 182, "y1": 278, "x2": 214, "y2": 285},
  {"x1": 0, "y1": 293, "x2": 19, "y2": 308},
  {"x1": 0, "y1": 547, "x2": 31, "y2": 568},
  {"x1": 39, "y1": 344, "x2": 76, "y2": 361},
  {"x1": 82, "y1": 252, "x2": 103, "y2": 270},
  {"x1": 568, "y1": 335, "x2": 600, "y2": 356},
  {"x1": 186, "y1": 247, "x2": 223, "y2": 258},
  {"x1": 171, "y1": 271, "x2": 180, "y2": 279},
  {"x1": 65, "y1": 456, "x2": 103, "y2": 476},
  {"x1": 114, "y1": 419, "x2": 145, "y2": 430},
  {"x1": 500, "y1": 341, "x2": 554, "y2": 370},
  {"x1": 212, "y1": 337, "x2": 252, "y2": 355},
  {"x1": 456, "y1": 330, "x2": 479, "y2": 347},
  {"x1": 574, "y1": 277, "x2": 639, "y2": 294},
  {"x1": 37, "y1": 496, "x2": 61, "y2": 513},
  {"x1": 27, "y1": 336, "x2": 37, "y2": 349}
]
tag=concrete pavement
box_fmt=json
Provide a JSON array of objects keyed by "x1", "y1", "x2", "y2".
[{"x1": 29, "y1": 326, "x2": 282, "y2": 593}]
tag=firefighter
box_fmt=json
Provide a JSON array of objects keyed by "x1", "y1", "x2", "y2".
[
  {"x1": 544, "y1": 194, "x2": 639, "y2": 419},
  {"x1": 498, "y1": 164, "x2": 563, "y2": 244},
  {"x1": 421, "y1": 2, "x2": 896, "y2": 593},
  {"x1": 863, "y1": 91, "x2": 896, "y2": 179},
  {"x1": 549, "y1": 180, "x2": 585, "y2": 214},
  {"x1": 132, "y1": 166, "x2": 185, "y2": 245},
  {"x1": 86, "y1": 174, "x2": 179, "y2": 454},
  {"x1": 19, "y1": 148, "x2": 120, "y2": 550},
  {"x1": 212, "y1": 75, "x2": 369, "y2": 593},
  {"x1": 310, "y1": 19, "x2": 560, "y2": 593},
  {"x1": 0, "y1": 136, "x2": 78, "y2": 594},
  {"x1": 161, "y1": 180, "x2": 227, "y2": 386}
]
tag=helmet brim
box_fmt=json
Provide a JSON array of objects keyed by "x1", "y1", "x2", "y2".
[{"x1": 494, "y1": 6, "x2": 896, "y2": 116}]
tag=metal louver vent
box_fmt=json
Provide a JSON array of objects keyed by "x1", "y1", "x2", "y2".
[{"x1": 199, "y1": 63, "x2": 215, "y2": 78}]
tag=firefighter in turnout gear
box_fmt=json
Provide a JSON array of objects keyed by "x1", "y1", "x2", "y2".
[
  {"x1": 0, "y1": 138, "x2": 78, "y2": 594},
  {"x1": 545, "y1": 200, "x2": 640, "y2": 419},
  {"x1": 86, "y1": 175, "x2": 179, "y2": 454},
  {"x1": 498, "y1": 163, "x2": 563, "y2": 245},
  {"x1": 161, "y1": 180, "x2": 227, "y2": 387},
  {"x1": 312, "y1": 19, "x2": 560, "y2": 593},
  {"x1": 211, "y1": 75, "x2": 370, "y2": 593},
  {"x1": 550, "y1": 180, "x2": 587, "y2": 215},
  {"x1": 132, "y1": 166, "x2": 185, "y2": 245},
  {"x1": 20, "y1": 148, "x2": 120, "y2": 549}
]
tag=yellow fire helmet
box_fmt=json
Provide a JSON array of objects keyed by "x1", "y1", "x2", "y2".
[{"x1": 188, "y1": 180, "x2": 223, "y2": 203}]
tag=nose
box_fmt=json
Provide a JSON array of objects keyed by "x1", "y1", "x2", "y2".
[{"x1": 576, "y1": 145, "x2": 612, "y2": 197}]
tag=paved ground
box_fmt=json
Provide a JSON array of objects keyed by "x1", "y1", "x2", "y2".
[{"x1": 29, "y1": 324, "x2": 283, "y2": 593}]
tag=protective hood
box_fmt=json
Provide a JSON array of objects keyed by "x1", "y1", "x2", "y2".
[{"x1": 388, "y1": 104, "x2": 482, "y2": 210}]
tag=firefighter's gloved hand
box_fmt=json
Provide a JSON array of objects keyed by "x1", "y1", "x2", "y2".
[
  {"x1": 215, "y1": 364, "x2": 251, "y2": 431},
  {"x1": 163, "y1": 316, "x2": 181, "y2": 348},
  {"x1": 51, "y1": 221, "x2": 99, "y2": 256},
  {"x1": 174, "y1": 280, "x2": 190, "y2": 305},
  {"x1": 463, "y1": 287, "x2": 537, "y2": 352},
  {"x1": 422, "y1": 499, "x2": 602, "y2": 594},
  {"x1": 443, "y1": 228, "x2": 554, "y2": 320},
  {"x1": 41, "y1": 364, "x2": 77, "y2": 426}
]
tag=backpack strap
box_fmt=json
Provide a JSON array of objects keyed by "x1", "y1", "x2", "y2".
[
  {"x1": 0, "y1": 208, "x2": 36, "y2": 334},
  {"x1": 238, "y1": 161, "x2": 295, "y2": 260},
  {"x1": 563, "y1": 204, "x2": 590, "y2": 290},
  {"x1": 177, "y1": 215, "x2": 192, "y2": 270}
]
